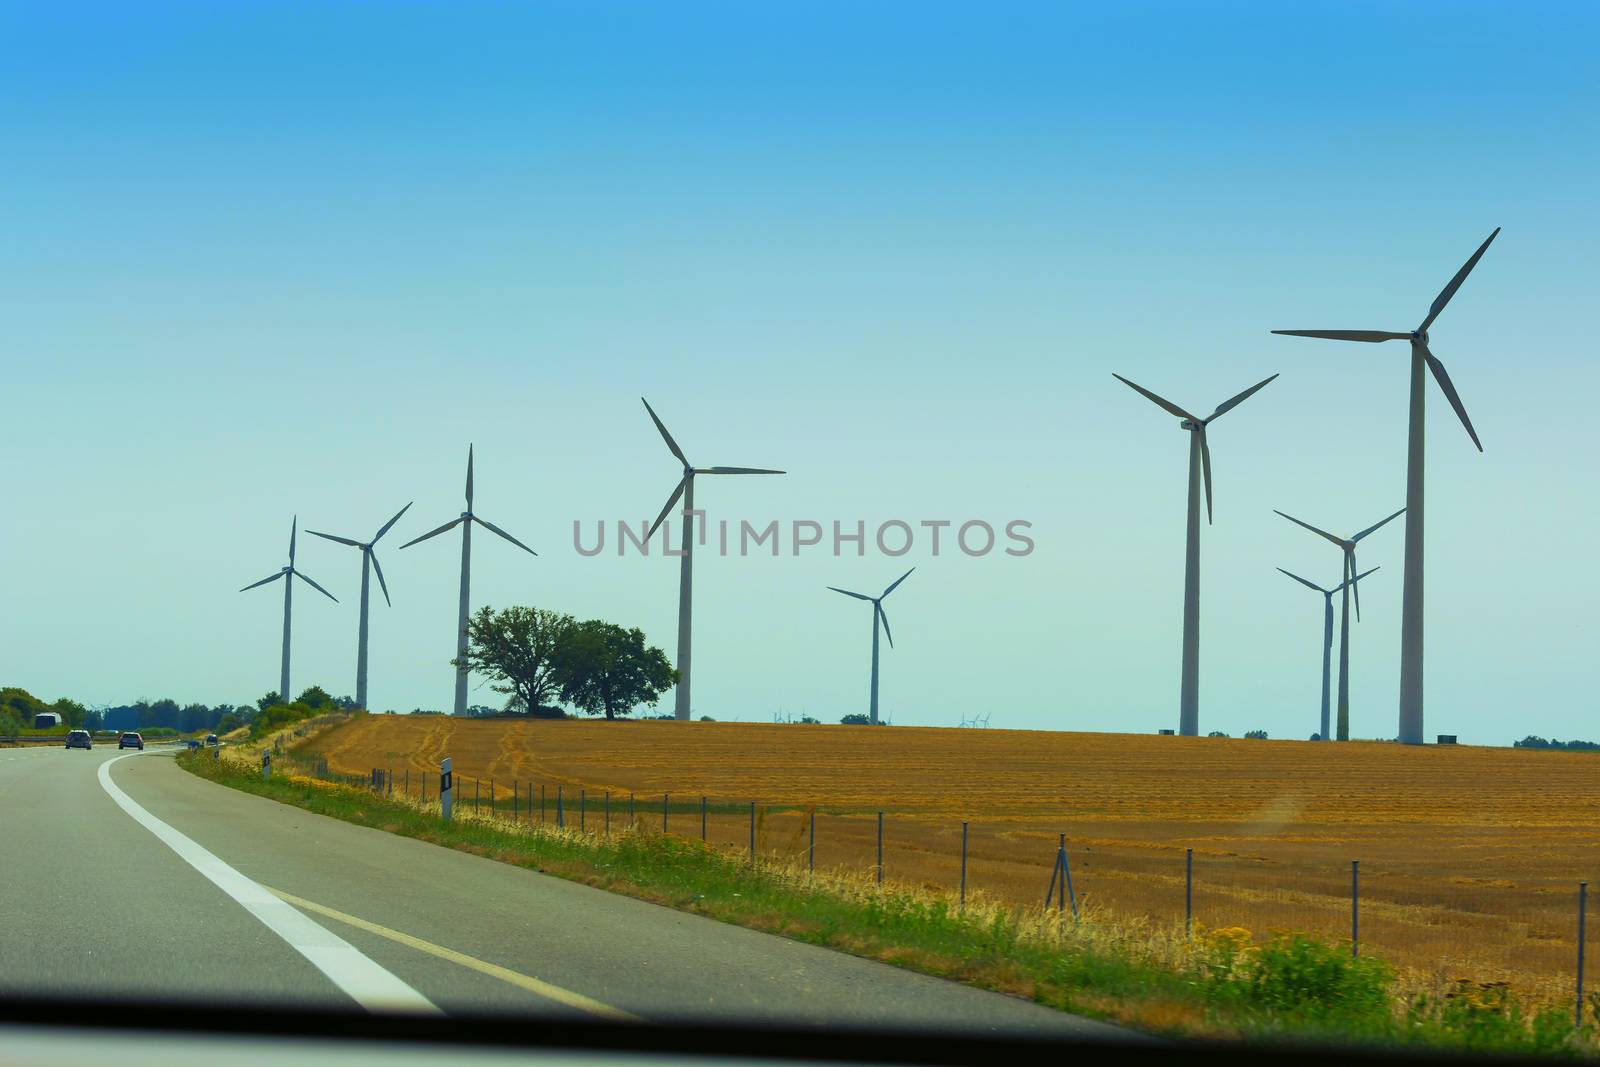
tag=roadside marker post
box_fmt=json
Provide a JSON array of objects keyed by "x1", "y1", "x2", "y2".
[
  {"x1": 439, "y1": 757, "x2": 454, "y2": 823},
  {"x1": 262, "y1": 752, "x2": 271, "y2": 781},
  {"x1": 1579, "y1": 881, "x2": 1589, "y2": 1028}
]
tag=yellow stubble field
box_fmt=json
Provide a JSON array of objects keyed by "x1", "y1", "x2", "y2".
[{"x1": 305, "y1": 715, "x2": 1600, "y2": 1001}]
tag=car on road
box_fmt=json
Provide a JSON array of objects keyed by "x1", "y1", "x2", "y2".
[
  {"x1": 64, "y1": 729, "x2": 92, "y2": 750},
  {"x1": 206, "y1": 733, "x2": 219, "y2": 747},
  {"x1": 119, "y1": 732, "x2": 145, "y2": 750},
  {"x1": 187, "y1": 739, "x2": 201, "y2": 750}
]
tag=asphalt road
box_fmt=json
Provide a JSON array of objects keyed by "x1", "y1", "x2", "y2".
[{"x1": 0, "y1": 744, "x2": 1136, "y2": 1039}]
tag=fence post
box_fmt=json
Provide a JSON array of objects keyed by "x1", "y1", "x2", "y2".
[
  {"x1": 440, "y1": 757, "x2": 453, "y2": 822},
  {"x1": 630, "y1": 793, "x2": 636, "y2": 824},
  {"x1": 1579, "y1": 881, "x2": 1589, "y2": 1029},
  {"x1": 581, "y1": 790, "x2": 586, "y2": 833},
  {"x1": 663, "y1": 793, "x2": 669, "y2": 834},
  {"x1": 1351, "y1": 860, "x2": 1360, "y2": 958},
  {"x1": 405, "y1": 768, "x2": 409, "y2": 797},
  {"x1": 557, "y1": 785, "x2": 564, "y2": 829},
  {"x1": 876, "y1": 812, "x2": 884, "y2": 886},
  {"x1": 474, "y1": 777, "x2": 480, "y2": 814},
  {"x1": 960, "y1": 821, "x2": 969, "y2": 910},
  {"x1": 1062, "y1": 835, "x2": 1078, "y2": 921},
  {"x1": 540, "y1": 783, "x2": 546, "y2": 824},
  {"x1": 514, "y1": 780, "x2": 519, "y2": 820},
  {"x1": 387, "y1": 768, "x2": 392, "y2": 797},
  {"x1": 808, "y1": 810, "x2": 815, "y2": 877},
  {"x1": 605, "y1": 791, "x2": 610, "y2": 835},
  {"x1": 701, "y1": 796, "x2": 708, "y2": 841},
  {"x1": 1186, "y1": 848, "x2": 1194, "y2": 938},
  {"x1": 749, "y1": 801, "x2": 756, "y2": 864},
  {"x1": 490, "y1": 777, "x2": 495, "y2": 814}
]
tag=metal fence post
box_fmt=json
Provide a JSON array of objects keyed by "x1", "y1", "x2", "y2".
[
  {"x1": 540, "y1": 783, "x2": 546, "y2": 824},
  {"x1": 663, "y1": 793, "x2": 669, "y2": 833},
  {"x1": 1186, "y1": 848, "x2": 1194, "y2": 938},
  {"x1": 405, "y1": 768, "x2": 409, "y2": 797},
  {"x1": 876, "y1": 812, "x2": 884, "y2": 886},
  {"x1": 581, "y1": 790, "x2": 586, "y2": 833},
  {"x1": 604, "y1": 791, "x2": 610, "y2": 835},
  {"x1": 960, "y1": 821, "x2": 969, "y2": 910},
  {"x1": 387, "y1": 768, "x2": 392, "y2": 797},
  {"x1": 701, "y1": 796, "x2": 707, "y2": 841},
  {"x1": 1579, "y1": 881, "x2": 1589, "y2": 1028},
  {"x1": 808, "y1": 810, "x2": 815, "y2": 877},
  {"x1": 749, "y1": 801, "x2": 756, "y2": 864},
  {"x1": 557, "y1": 785, "x2": 564, "y2": 829},
  {"x1": 1351, "y1": 860, "x2": 1360, "y2": 958},
  {"x1": 1062, "y1": 835, "x2": 1078, "y2": 920},
  {"x1": 514, "y1": 780, "x2": 519, "y2": 820},
  {"x1": 490, "y1": 777, "x2": 495, "y2": 814},
  {"x1": 630, "y1": 792, "x2": 635, "y2": 824},
  {"x1": 474, "y1": 777, "x2": 480, "y2": 814}
]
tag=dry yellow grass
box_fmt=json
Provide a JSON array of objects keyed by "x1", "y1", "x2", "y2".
[{"x1": 307, "y1": 716, "x2": 1600, "y2": 1003}]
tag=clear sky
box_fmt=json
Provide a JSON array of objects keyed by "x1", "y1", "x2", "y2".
[{"x1": 3, "y1": 2, "x2": 1596, "y2": 743}]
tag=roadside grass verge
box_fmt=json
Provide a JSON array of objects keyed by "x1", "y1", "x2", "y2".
[{"x1": 176, "y1": 750, "x2": 1597, "y2": 1057}]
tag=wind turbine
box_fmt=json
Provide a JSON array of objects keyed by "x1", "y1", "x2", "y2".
[
  {"x1": 239, "y1": 516, "x2": 338, "y2": 705},
  {"x1": 1274, "y1": 228, "x2": 1497, "y2": 744},
  {"x1": 306, "y1": 502, "x2": 412, "y2": 711},
  {"x1": 1274, "y1": 508, "x2": 1403, "y2": 741},
  {"x1": 1113, "y1": 371, "x2": 1278, "y2": 736},
  {"x1": 399, "y1": 446, "x2": 536, "y2": 716},
  {"x1": 827, "y1": 567, "x2": 914, "y2": 726},
  {"x1": 1277, "y1": 565, "x2": 1378, "y2": 742},
  {"x1": 642, "y1": 398, "x2": 784, "y2": 721}
]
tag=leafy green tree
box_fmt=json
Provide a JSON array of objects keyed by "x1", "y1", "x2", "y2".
[
  {"x1": 840, "y1": 713, "x2": 872, "y2": 725},
  {"x1": 51, "y1": 698, "x2": 88, "y2": 728},
  {"x1": 295, "y1": 686, "x2": 336, "y2": 710},
  {"x1": 555, "y1": 620, "x2": 677, "y2": 720},
  {"x1": 255, "y1": 692, "x2": 282, "y2": 713},
  {"x1": 455, "y1": 606, "x2": 576, "y2": 716}
]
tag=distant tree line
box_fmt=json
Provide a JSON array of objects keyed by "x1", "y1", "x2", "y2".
[
  {"x1": 1513, "y1": 735, "x2": 1599, "y2": 752},
  {"x1": 1, "y1": 684, "x2": 353, "y2": 738}
]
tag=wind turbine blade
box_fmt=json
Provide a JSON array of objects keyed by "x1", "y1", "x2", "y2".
[
  {"x1": 881, "y1": 566, "x2": 915, "y2": 598},
  {"x1": 465, "y1": 445, "x2": 475, "y2": 509},
  {"x1": 827, "y1": 586, "x2": 873, "y2": 602},
  {"x1": 293, "y1": 569, "x2": 339, "y2": 603},
  {"x1": 1347, "y1": 549, "x2": 1360, "y2": 621},
  {"x1": 474, "y1": 515, "x2": 537, "y2": 557},
  {"x1": 289, "y1": 516, "x2": 298, "y2": 564},
  {"x1": 1276, "y1": 567, "x2": 1325, "y2": 594},
  {"x1": 877, "y1": 602, "x2": 894, "y2": 648},
  {"x1": 370, "y1": 549, "x2": 392, "y2": 607},
  {"x1": 1420, "y1": 227, "x2": 1500, "y2": 332},
  {"x1": 239, "y1": 571, "x2": 285, "y2": 593},
  {"x1": 1422, "y1": 345, "x2": 1484, "y2": 452},
  {"x1": 1337, "y1": 565, "x2": 1380, "y2": 593},
  {"x1": 372, "y1": 501, "x2": 413, "y2": 544},
  {"x1": 306, "y1": 530, "x2": 362, "y2": 548},
  {"x1": 1274, "y1": 509, "x2": 1345, "y2": 548},
  {"x1": 1271, "y1": 330, "x2": 1410, "y2": 343},
  {"x1": 1352, "y1": 507, "x2": 1406, "y2": 542},
  {"x1": 1198, "y1": 427, "x2": 1213, "y2": 525},
  {"x1": 641, "y1": 398, "x2": 689, "y2": 467},
  {"x1": 397, "y1": 516, "x2": 463, "y2": 550},
  {"x1": 646, "y1": 476, "x2": 687, "y2": 540},
  {"x1": 1111, "y1": 374, "x2": 1198, "y2": 421},
  {"x1": 698, "y1": 466, "x2": 785, "y2": 475},
  {"x1": 1208, "y1": 373, "x2": 1279, "y2": 420}
]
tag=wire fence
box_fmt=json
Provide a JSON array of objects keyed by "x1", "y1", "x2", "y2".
[{"x1": 279, "y1": 751, "x2": 1595, "y2": 1015}]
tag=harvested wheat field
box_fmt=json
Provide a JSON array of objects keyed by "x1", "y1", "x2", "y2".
[{"x1": 304, "y1": 716, "x2": 1600, "y2": 1002}]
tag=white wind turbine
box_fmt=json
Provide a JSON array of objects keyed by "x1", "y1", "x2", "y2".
[
  {"x1": 399, "y1": 446, "x2": 536, "y2": 715},
  {"x1": 306, "y1": 502, "x2": 412, "y2": 711},
  {"x1": 239, "y1": 516, "x2": 338, "y2": 704},
  {"x1": 1274, "y1": 228, "x2": 1498, "y2": 744},
  {"x1": 827, "y1": 567, "x2": 914, "y2": 726},
  {"x1": 642, "y1": 398, "x2": 784, "y2": 721},
  {"x1": 1113, "y1": 371, "x2": 1278, "y2": 737},
  {"x1": 1277, "y1": 565, "x2": 1378, "y2": 742}
]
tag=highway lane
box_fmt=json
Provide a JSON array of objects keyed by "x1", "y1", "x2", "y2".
[{"x1": 0, "y1": 745, "x2": 1138, "y2": 1038}]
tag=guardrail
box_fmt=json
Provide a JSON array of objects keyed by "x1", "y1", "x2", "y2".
[{"x1": 0, "y1": 735, "x2": 198, "y2": 746}]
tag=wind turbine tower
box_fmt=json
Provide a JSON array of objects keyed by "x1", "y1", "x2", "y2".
[
  {"x1": 827, "y1": 567, "x2": 914, "y2": 725},
  {"x1": 307, "y1": 502, "x2": 412, "y2": 710},
  {"x1": 239, "y1": 516, "x2": 338, "y2": 704}
]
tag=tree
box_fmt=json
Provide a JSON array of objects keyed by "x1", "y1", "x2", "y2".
[
  {"x1": 256, "y1": 691, "x2": 283, "y2": 713},
  {"x1": 296, "y1": 685, "x2": 336, "y2": 710},
  {"x1": 840, "y1": 713, "x2": 872, "y2": 725},
  {"x1": 1244, "y1": 729, "x2": 1268, "y2": 740},
  {"x1": 554, "y1": 620, "x2": 677, "y2": 720},
  {"x1": 455, "y1": 606, "x2": 575, "y2": 716}
]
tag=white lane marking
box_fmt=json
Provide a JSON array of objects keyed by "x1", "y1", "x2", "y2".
[{"x1": 97, "y1": 752, "x2": 440, "y2": 1015}]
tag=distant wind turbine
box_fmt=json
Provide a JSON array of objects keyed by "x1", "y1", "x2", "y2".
[
  {"x1": 399, "y1": 446, "x2": 536, "y2": 716},
  {"x1": 1275, "y1": 508, "x2": 1403, "y2": 741},
  {"x1": 1277, "y1": 565, "x2": 1378, "y2": 742},
  {"x1": 1113, "y1": 371, "x2": 1278, "y2": 737},
  {"x1": 239, "y1": 516, "x2": 338, "y2": 705},
  {"x1": 1274, "y1": 228, "x2": 1497, "y2": 744},
  {"x1": 641, "y1": 398, "x2": 784, "y2": 721},
  {"x1": 828, "y1": 567, "x2": 914, "y2": 726},
  {"x1": 306, "y1": 502, "x2": 412, "y2": 711}
]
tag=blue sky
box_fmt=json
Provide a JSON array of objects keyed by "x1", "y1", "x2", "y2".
[{"x1": 3, "y1": 2, "x2": 1596, "y2": 743}]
